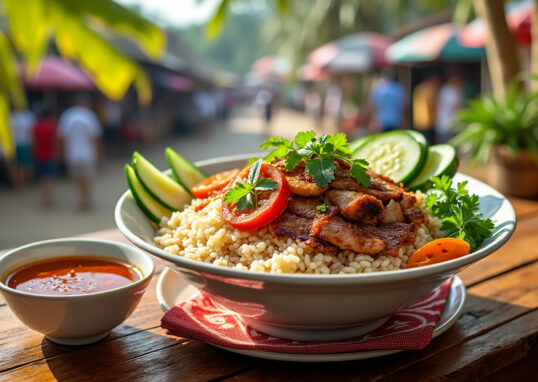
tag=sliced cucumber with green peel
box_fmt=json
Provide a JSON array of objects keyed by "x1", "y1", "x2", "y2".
[
  {"x1": 132, "y1": 152, "x2": 192, "y2": 211},
  {"x1": 408, "y1": 144, "x2": 459, "y2": 190},
  {"x1": 352, "y1": 131, "x2": 428, "y2": 185},
  {"x1": 125, "y1": 165, "x2": 172, "y2": 223},
  {"x1": 165, "y1": 148, "x2": 207, "y2": 195},
  {"x1": 349, "y1": 135, "x2": 374, "y2": 154},
  {"x1": 407, "y1": 130, "x2": 428, "y2": 153}
]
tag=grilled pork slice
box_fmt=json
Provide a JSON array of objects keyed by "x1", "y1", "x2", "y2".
[
  {"x1": 287, "y1": 196, "x2": 322, "y2": 219},
  {"x1": 311, "y1": 214, "x2": 385, "y2": 255},
  {"x1": 326, "y1": 190, "x2": 383, "y2": 225},
  {"x1": 268, "y1": 212, "x2": 311, "y2": 241},
  {"x1": 276, "y1": 163, "x2": 327, "y2": 197},
  {"x1": 268, "y1": 212, "x2": 338, "y2": 255},
  {"x1": 330, "y1": 176, "x2": 403, "y2": 203},
  {"x1": 403, "y1": 208, "x2": 425, "y2": 224},
  {"x1": 381, "y1": 200, "x2": 404, "y2": 224},
  {"x1": 400, "y1": 193, "x2": 417, "y2": 210},
  {"x1": 362, "y1": 222, "x2": 417, "y2": 257}
]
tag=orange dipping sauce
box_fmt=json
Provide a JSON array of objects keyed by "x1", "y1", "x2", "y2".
[{"x1": 5, "y1": 256, "x2": 142, "y2": 296}]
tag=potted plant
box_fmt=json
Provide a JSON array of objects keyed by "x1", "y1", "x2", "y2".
[{"x1": 451, "y1": 78, "x2": 538, "y2": 198}]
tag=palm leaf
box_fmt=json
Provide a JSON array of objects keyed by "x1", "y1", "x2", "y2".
[
  {"x1": 205, "y1": 0, "x2": 228, "y2": 40},
  {"x1": 50, "y1": 2, "x2": 152, "y2": 103},
  {"x1": 55, "y1": 0, "x2": 165, "y2": 59},
  {"x1": 0, "y1": 31, "x2": 26, "y2": 109},
  {"x1": 0, "y1": 93, "x2": 13, "y2": 159},
  {"x1": 2, "y1": 0, "x2": 49, "y2": 73}
]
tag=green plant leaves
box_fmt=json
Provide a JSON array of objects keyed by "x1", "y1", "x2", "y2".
[
  {"x1": 2, "y1": 0, "x2": 49, "y2": 74},
  {"x1": 451, "y1": 77, "x2": 538, "y2": 166},
  {"x1": 0, "y1": 31, "x2": 26, "y2": 159},
  {"x1": 206, "y1": 0, "x2": 229, "y2": 40},
  {"x1": 58, "y1": 0, "x2": 165, "y2": 59}
]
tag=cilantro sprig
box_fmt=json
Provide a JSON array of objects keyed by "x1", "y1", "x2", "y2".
[
  {"x1": 426, "y1": 175, "x2": 494, "y2": 252},
  {"x1": 316, "y1": 203, "x2": 328, "y2": 213},
  {"x1": 224, "y1": 160, "x2": 278, "y2": 211},
  {"x1": 260, "y1": 131, "x2": 370, "y2": 187}
]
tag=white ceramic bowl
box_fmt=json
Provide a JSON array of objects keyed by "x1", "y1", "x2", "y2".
[
  {"x1": 115, "y1": 154, "x2": 516, "y2": 341},
  {"x1": 0, "y1": 238, "x2": 154, "y2": 345}
]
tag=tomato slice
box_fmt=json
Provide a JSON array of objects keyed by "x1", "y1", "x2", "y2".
[
  {"x1": 407, "y1": 238, "x2": 471, "y2": 268},
  {"x1": 191, "y1": 169, "x2": 240, "y2": 199},
  {"x1": 222, "y1": 163, "x2": 289, "y2": 231}
]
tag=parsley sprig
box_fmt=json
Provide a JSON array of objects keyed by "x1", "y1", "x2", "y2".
[
  {"x1": 260, "y1": 131, "x2": 370, "y2": 187},
  {"x1": 224, "y1": 160, "x2": 278, "y2": 211},
  {"x1": 426, "y1": 176, "x2": 494, "y2": 252}
]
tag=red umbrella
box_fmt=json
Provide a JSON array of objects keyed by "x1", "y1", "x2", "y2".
[
  {"x1": 459, "y1": 0, "x2": 533, "y2": 47},
  {"x1": 19, "y1": 56, "x2": 95, "y2": 90}
]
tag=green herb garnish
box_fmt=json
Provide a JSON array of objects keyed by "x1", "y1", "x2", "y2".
[
  {"x1": 224, "y1": 159, "x2": 278, "y2": 211},
  {"x1": 426, "y1": 175, "x2": 494, "y2": 252},
  {"x1": 260, "y1": 131, "x2": 370, "y2": 187},
  {"x1": 316, "y1": 203, "x2": 328, "y2": 213}
]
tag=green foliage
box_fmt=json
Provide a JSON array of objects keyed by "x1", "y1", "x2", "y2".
[
  {"x1": 0, "y1": 0, "x2": 164, "y2": 158},
  {"x1": 451, "y1": 77, "x2": 538, "y2": 166},
  {"x1": 316, "y1": 203, "x2": 328, "y2": 213},
  {"x1": 260, "y1": 131, "x2": 370, "y2": 187},
  {"x1": 426, "y1": 176, "x2": 494, "y2": 252},
  {"x1": 206, "y1": 0, "x2": 229, "y2": 40},
  {"x1": 225, "y1": 159, "x2": 278, "y2": 210}
]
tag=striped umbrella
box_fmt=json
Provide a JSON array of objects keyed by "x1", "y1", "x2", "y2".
[{"x1": 386, "y1": 23, "x2": 485, "y2": 63}]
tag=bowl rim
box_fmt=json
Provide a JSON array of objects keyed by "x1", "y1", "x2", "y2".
[
  {"x1": 115, "y1": 153, "x2": 517, "y2": 285},
  {"x1": 0, "y1": 238, "x2": 155, "y2": 299}
]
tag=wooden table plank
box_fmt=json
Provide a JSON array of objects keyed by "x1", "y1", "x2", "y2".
[
  {"x1": 220, "y1": 262, "x2": 538, "y2": 382},
  {"x1": 379, "y1": 309, "x2": 538, "y2": 382},
  {"x1": 458, "y1": 215, "x2": 538, "y2": 286},
  {"x1": 507, "y1": 196, "x2": 538, "y2": 220},
  {"x1": 0, "y1": 334, "x2": 251, "y2": 382}
]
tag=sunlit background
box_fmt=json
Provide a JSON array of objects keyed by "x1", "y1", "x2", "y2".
[{"x1": 0, "y1": 0, "x2": 536, "y2": 248}]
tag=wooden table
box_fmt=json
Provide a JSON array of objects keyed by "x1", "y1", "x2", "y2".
[{"x1": 1, "y1": 197, "x2": 537, "y2": 381}]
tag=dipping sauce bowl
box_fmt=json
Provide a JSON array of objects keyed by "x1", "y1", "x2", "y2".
[{"x1": 0, "y1": 239, "x2": 154, "y2": 345}]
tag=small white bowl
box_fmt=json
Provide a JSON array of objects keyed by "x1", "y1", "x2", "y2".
[{"x1": 0, "y1": 238, "x2": 155, "y2": 345}]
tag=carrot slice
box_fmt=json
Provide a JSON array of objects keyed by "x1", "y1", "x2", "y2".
[{"x1": 407, "y1": 238, "x2": 471, "y2": 268}]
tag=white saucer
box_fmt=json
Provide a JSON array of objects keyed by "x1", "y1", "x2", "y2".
[{"x1": 157, "y1": 268, "x2": 466, "y2": 362}]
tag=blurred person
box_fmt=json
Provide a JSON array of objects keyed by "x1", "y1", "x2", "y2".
[
  {"x1": 369, "y1": 68, "x2": 408, "y2": 133},
  {"x1": 58, "y1": 93, "x2": 103, "y2": 211},
  {"x1": 103, "y1": 100, "x2": 123, "y2": 155},
  {"x1": 193, "y1": 90, "x2": 216, "y2": 136},
  {"x1": 10, "y1": 108, "x2": 36, "y2": 189},
  {"x1": 413, "y1": 74, "x2": 441, "y2": 144},
  {"x1": 254, "y1": 89, "x2": 274, "y2": 136},
  {"x1": 436, "y1": 75, "x2": 465, "y2": 143},
  {"x1": 32, "y1": 108, "x2": 57, "y2": 207},
  {"x1": 304, "y1": 88, "x2": 324, "y2": 132},
  {"x1": 325, "y1": 83, "x2": 343, "y2": 133}
]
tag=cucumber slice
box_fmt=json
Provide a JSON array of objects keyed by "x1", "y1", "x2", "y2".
[
  {"x1": 349, "y1": 135, "x2": 374, "y2": 154},
  {"x1": 125, "y1": 165, "x2": 172, "y2": 223},
  {"x1": 165, "y1": 148, "x2": 207, "y2": 194},
  {"x1": 352, "y1": 131, "x2": 427, "y2": 185},
  {"x1": 408, "y1": 144, "x2": 459, "y2": 190},
  {"x1": 407, "y1": 130, "x2": 428, "y2": 152},
  {"x1": 132, "y1": 152, "x2": 192, "y2": 211}
]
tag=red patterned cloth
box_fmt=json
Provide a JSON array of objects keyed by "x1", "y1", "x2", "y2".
[{"x1": 161, "y1": 280, "x2": 452, "y2": 354}]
